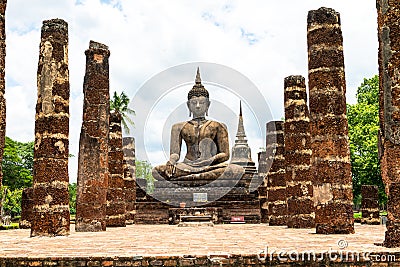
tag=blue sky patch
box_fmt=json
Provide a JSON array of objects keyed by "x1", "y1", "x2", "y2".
[
  {"x1": 6, "y1": 76, "x2": 21, "y2": 88},
  {"x1": 100, "y1": 0, "x2": 122, "y2": 11},
  {"x1": 9, "y1": 24, "x2": 39, "y2": 36},
  {"x1": 201, "y1": 12, "x2": 222, "y2": 28},
  {"x1": 240, "y1": 28, "x2": 259, "y2": 45},
  {"x1": 222, "y1": 4, "x2": 233, "y2": 13}
]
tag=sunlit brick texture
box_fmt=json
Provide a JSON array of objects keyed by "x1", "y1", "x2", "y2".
[{"x1": 307, "y1": 7, "x2": 354, "y2": 234}]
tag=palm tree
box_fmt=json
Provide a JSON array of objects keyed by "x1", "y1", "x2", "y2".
[{"x1": 110, "y1": 91, "x2": 135, "y2": 134}]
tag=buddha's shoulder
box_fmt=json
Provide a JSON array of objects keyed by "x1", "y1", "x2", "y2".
[
  {"x1": 172, "y1": 120, "x2": 227, "y2": 130},
  {"x1": 205, "y1": 120, "x2": 226, "y2": 126},
  {"x1": 171, "y1": 121, "x2": 186, "y2": 130}
]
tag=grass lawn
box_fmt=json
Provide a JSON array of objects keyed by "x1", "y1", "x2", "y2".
[
  {"x1": 353, "y1": 210, "x2": 387, "y2": 219},
  {"x1": 0, "y1": 222, "x2": 19, "y2": 230}
]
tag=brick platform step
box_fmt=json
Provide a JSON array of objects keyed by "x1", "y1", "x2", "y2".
[
  {"x1": 0, "y1": 224, "x2": 398, "y2": 266},
  {"x1": 2, "y1": 253, "x2": 400, "y2": 267}
]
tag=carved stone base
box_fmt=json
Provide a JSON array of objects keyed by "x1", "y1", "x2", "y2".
[
  {"x1": 169, "y1": 207, "x2": 222, "y2": 225},
  {"x1": 136, "y1": 173, "x2": 261, "y2": 224}
]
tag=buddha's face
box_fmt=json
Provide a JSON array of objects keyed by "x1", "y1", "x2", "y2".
[{"x1": 187, "y1": 96, "x2": 210, "y2": 118}]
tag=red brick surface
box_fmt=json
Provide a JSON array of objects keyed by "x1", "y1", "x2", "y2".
[{"x1": 0, "y1": 224, "x2": 398, "y2": 265}]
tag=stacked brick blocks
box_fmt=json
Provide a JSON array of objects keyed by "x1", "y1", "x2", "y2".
[
  {"x1": 266, "y1": 121, "x2": 286, "y2": 226},
  {"x1": 377, "y1": 0, "x2": 400, "y2": 247},
  {"x1": 0, "y1": 0, "x2": 6, "y2": 187},
  {"x1": 284, "y1": 75, "x2": 315, "y2": 228},
  {"x1": 257, "y1": 151, "x2": 268, "y2": 223},
  {"x1": 361, "y1": 185, "x2": 380, "y2": 225},
  {"x1": 31, "y1": 19, "x2": 70, "y2": 237},
  {"x1": 106, "y1": 112, "x2": 126, "y2": 227},
  {"x1": 123, "y1": 137, "x2": 136, "y2": 225},
  {"x1": 19, "y1": 187, "x2": 34, "y2": 229},
  {"x1": 307, "y1": 7, "x2": 354, "y2": 234},
  {"x1": 76, "y1": 41, "x2": 110, "y2": 232}
]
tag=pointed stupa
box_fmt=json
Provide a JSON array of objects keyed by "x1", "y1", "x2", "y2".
[
  {"x1": 236, "y1": 101, "x2": 246, "y2": 140},
  {"x1": 231, "y1": 101, "x2": 256, "y2": 174}
]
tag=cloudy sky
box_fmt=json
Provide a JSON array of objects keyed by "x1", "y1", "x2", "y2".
[{"x1": 5, "y1": 0, "x2": 378, "y2": 183}]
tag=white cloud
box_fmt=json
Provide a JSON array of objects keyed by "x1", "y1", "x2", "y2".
[{"x1": 4, "y1": 0, "x2": 378, "y2": 183}]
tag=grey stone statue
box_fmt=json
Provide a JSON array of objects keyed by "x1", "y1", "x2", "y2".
[{"x1": 152, "y1": 68, "x2": 243, "y2": 181}]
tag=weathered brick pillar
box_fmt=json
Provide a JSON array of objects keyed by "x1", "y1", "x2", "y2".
[
  {"x1": 31, "y1": 19, "x2": 70, "y2": 237},
  {"x1": 255, "y1": 152, "x2": 268, "y2": 223},
  {"x1": 377, "y1": 0, "x2": 400, "y2": 247},
  {"x1": 0, "y1": 0, "x2": 6, "y2": 189},
  {"x1": 284, "y1": 75, "x2": 315, "y2": 228},
  {"x1": 136, "y1": 177, "x2": 147, "y2": 201},
  {"x1": 361, "y1": 185, "x2": 380, "y2": 225},
  {"x1": 307, "y1": 7, "x2": 354, "y2": 234},
  {"x1": 266, "y1": 121, "x2": 286, "y2": 226},
  {"x1": 123, "y1": 137, "x2": 136, "y2": 225},
  {"x1": 75, "y1": 41, "x2": 110, "y2": 232},
  {"x1": 257, "y1": 151, "x2": 268, "y2": 223},
  {"x1": 106, "y1": 111, "x2": 126, "y2": 227},
  {"x1": 19, "y1": 187, "x2": 34, "y2": 229}
]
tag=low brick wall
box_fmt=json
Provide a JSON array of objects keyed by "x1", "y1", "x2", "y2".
[{"x1": 0, "y1": 253, "x2": 399, "y2": 267}]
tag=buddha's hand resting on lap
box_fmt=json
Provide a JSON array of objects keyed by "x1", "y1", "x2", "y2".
[
  {"x1": 190, "y1": 156, "x2": 215, "y2": 167},
  {"x1": 166, "y1": 154, "x2": 179, "y2": 177}
]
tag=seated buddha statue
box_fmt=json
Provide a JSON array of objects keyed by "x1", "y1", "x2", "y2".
[{"x1": 152, "y1": 68, "x2": 243, "y2": 182}]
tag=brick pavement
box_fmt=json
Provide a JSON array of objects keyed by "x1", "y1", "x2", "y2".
[{"x1": 0, "y1": 223, "x2": 397, "y2": 258}]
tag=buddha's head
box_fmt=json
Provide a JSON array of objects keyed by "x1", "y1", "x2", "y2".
[{"x1": 187, "y1": 68, "x2": 210, "y2": 118}]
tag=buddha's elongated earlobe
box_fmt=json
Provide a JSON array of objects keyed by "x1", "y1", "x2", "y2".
[
  {"x1": 206, "y1": 110, "x2": 208, "y2": 116},
  {"x1": 187, "y1": 100, "x2": 192, "y2": 117}
]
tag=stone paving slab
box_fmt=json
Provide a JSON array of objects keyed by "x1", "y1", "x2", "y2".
[{"x1": 0, "y1": 223, "x2": 398, "y2": 258}]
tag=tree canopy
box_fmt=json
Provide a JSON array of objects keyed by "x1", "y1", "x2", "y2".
[
  {"x1": 69, "y1": 183, "x2": 76, "y2": 215},
  {"x1": 110, "y1": 91, "x2": 135, "y2": 134},
  {"x1": 136, "y1": 160, "x2": 154, "y2": 193},
  {"x1": 2, "y1": 137, "x2": 33, "y2": 190},
  {"x1": 1, "y1": 137, "x2": 78, "y2": 218},
  {"x1": 347, "y1": 75, "x2": 385, "y2": 205},
  {"x1": 1, "y1": 137, "x2": 34, "y2": 218}
]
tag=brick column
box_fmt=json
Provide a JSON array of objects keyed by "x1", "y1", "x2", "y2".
[
  {"x1": 19, "y1": 187, "x2": 34, "y2": 229},
  {"x1": 135, "y1": 178, "x2": 147, "y2": 201},
  {"x1": 377, "y1": 0, "x2": 400, "y2": 247},
  {"x1": 75, "y1": 41, "x2": 110, "y2": 232},
  {"x1": 361, "y1": 185, "x2": 380, "y2": 225},
  {"x1": 266, "y1": 121, "x2": 286, "y2": 226},
  {"x1": 257, "y1": 151, "x2": 268, "y2": 223},
  {"x1": 0, "y1": 0, "x2": 6, "y2": 189},
  {"x1": 31, "y1": 19, "x2": 70, "y2": 237},
  {"x1": 106, "y1": 112, "x2": 126, "y2": 227},
  {"x1": 284, "y1": 75, "x2": 315, "y2": 228},
  {"x1": 307, "y1": 7, "x2": 354, "y2": 234},
  {"x1": 123, "y1": 137, "x2": 136, "y2": 225}
]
